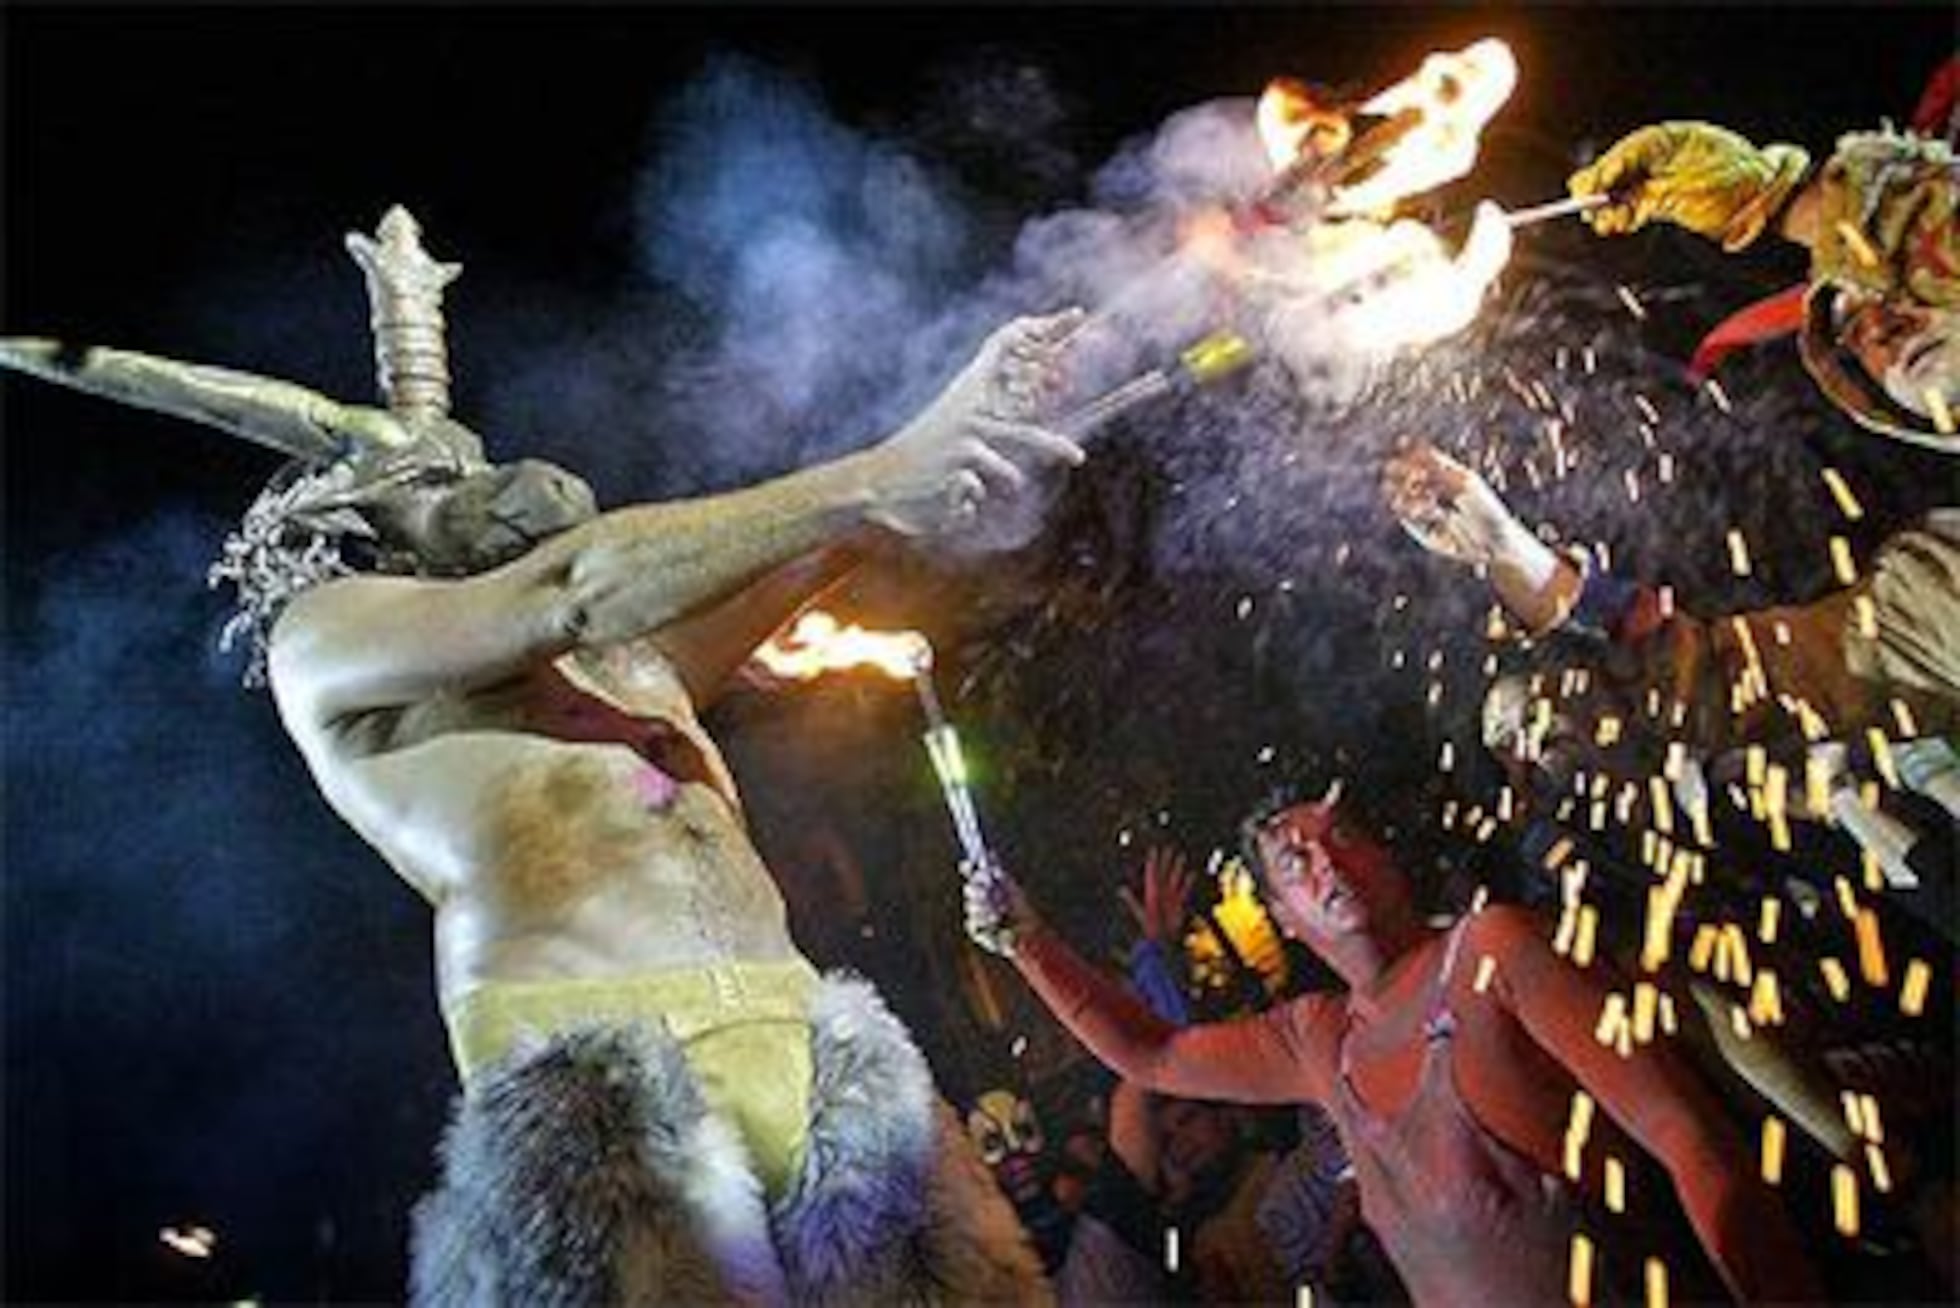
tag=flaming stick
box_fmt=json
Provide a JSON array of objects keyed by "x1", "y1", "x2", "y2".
[{"x1": 755, "y1": 613, "x2": 995, "y2": 868}]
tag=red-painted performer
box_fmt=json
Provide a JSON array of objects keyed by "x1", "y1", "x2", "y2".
[{"x1": 961, "y1": 787, "x2": 1824, "y2": 1305}]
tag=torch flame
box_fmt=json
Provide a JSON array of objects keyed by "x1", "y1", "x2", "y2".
[
  {"x1": 1255, "y1": 78, "x2": 1353, "y2": 172},
  {"x1": 754, "y1": 611, "x2": 931, "y2": 682},
  {"x1": 1334, "y1": 200, "x2": 1514, "y2": 351},
  {"x1": 1337, "y1": 38, "x2": 1516, "y2": 215},
  {"x1": 1257, "y1": 39, "x2": 1517, "y2": 215}
]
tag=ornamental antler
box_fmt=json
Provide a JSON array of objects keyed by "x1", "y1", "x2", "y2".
[
  {"x1": 0, "y1": 337, "x2": 404, "y2": 463},
  {"x1": 0, "y1": 205, "x2": 486, "y2": 467},
  {"x1": 344, "y1": 206, "x2": 462, "y2": 421}
]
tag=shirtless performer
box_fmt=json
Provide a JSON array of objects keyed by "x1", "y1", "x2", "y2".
[
  {"x1": 963, "y1": 786, "x2": 1824, "y2": 1304},
  {"x1": 1, "y1": 207, "x2": 1084, "y2": 1305}
]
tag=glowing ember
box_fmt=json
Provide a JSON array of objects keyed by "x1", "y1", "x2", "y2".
[
  {"x1": 160, "y1": 1224, "x2": 217, "y2": 1259},
  {"x1": 754, "y1": 611, "x2": 930, "y2": 682}
]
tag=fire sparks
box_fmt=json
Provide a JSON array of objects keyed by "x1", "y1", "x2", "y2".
[
  {"x1": 1761, "y1": 1116, "x2": 1787, "y2": 1184},
  {"x1": 754, "y1": 611, "x2": 929, "y2": 682},
  {"x1": 1900, "y1": 959, "x2": 1931, "y2": 1016},
  {"x1": 1832, "y1": 1164, "x2": 1861, "y2": 1238}
]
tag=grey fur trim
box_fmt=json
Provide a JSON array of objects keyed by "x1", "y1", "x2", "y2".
[
  {"x1": 776, "y1": 976, "x2": 1052, "y2": 1306},
  {"x1": 409, "y1": 974, "x2": 1051, "y2": 1306},
  {"x1": 409, "y1": 1025, "x2": 783, "y2": 1307}
]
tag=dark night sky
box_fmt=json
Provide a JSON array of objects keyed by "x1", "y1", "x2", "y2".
[{"x1": 5, "y1": 4, "x2": 1955, "y2": 1302}]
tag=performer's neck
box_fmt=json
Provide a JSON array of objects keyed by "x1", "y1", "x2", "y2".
[{"x1": 1327, "y1": 917, "x2": 1431, "y2": 999}]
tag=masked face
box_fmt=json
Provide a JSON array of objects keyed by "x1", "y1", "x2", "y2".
[
  {"x1": 375, "y1": 457, "x2": 599, "y2": 575},
  {"x1": 966, "y1": 1089, "x2": 1048, "y2": 1204},
  {"x1": 1844, "y1": 300, "x2": 1960, "y2": 423}
]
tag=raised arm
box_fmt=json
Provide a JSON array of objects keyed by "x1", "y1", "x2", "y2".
[
  {"x1": 1473, "y1": 907, "x2": 1824, "y2": 1304},
  {"x1": 1381, "y1": 443, "x2": 1581, "y2": 635},
  {"x1": 0, "y1": 338, "x2": 407, "y2": 462},
  {"x1": 271, "y1": 312, "x2": 1086, "y2": 720}
]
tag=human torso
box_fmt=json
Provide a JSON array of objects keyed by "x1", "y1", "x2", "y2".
[
  {"x1": 284, "y1": 637, "x2": 802, "y2": 1009},
  {"x1": 1327, "y1": 922, "x2": 1628, "y2": 1306}
]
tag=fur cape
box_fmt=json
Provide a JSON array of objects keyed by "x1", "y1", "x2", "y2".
[{"x1": 409, "y1": 972, "x2": 1052, "y2": 1306}]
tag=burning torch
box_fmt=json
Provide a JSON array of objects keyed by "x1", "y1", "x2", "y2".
[{"x1": 753, "y1": 612, "x2": 996, "y2": 870}]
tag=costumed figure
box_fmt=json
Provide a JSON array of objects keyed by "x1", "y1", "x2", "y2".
[
  {"x1": 1, "y1": 206, "x2": 1091, "y2": 1305},
  {"x1": 1566, "y1": 61, "x2": 1960, "y2": 452}
]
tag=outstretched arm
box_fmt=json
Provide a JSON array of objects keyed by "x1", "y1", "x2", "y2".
[
  {"x1": 0, "y1": 338, "x2": 406, "y2": 462},
  {"x1": 1008, "y1": 917, "x2": 1341, "y2": 1106},
  {"x1": 965, "y1": 857, "x2": 1337, "y2": 1101},
  {"x1": 271, "y1": 312, "x2": 1086, "y2": 720},
  {"x1": 1564, "y1": 122, "x2": 1812, "y2": 252},
  {"x1": 1474, "y1": 907, "x2": 1824, "y2": 1304}
]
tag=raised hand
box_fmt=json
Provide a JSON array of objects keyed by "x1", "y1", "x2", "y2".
[
  {"x1": 1119, "y1": 845, "x2": 1195, "y2": 946},
  {"x1": 862, "y1": 309, "x2": 1087, "y2": 541},
  {"x1": 1381, "y1": 443, "x2": 1530, "y2": 569},
  {"x1": 962, "y1": 856, "x2": 1038, "y2": 958},
  {"x1": 1567, "y1": 122, "x2": 1810, "y2": 251}
]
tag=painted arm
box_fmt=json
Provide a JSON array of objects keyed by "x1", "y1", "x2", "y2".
[
  {"x1": 271, "y1": 313, "x2": 1087, "y2": 720},
  {"x1": 271, "y1": 452, "x2": 888, "y2": 720},
  {"x1": 1104, "y1": 1076, "x2": 1160, "y2": 1194},
  {"x1": 0, "y1": 338, "x2": 407, "y2": 462},
  {"x1": 1476, "y1": 907, "x2": 1825, "y2": 1304},
  {"x1": 1011, "y1": 922, "x2": 1340, "y2": 1105},
  {"x1": 650, "y1": 541, "x2": 867, "y2": 708}
]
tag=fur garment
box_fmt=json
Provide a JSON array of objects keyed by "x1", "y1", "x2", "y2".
[{"x1": 409, "y1": 972, "x2": 1052, "y2": 1306}]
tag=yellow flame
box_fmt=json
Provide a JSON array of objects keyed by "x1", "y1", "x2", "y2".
[
  {"x1": 1186, "y1": 859, "x2": 1290, "y2": 994},
  {"x1": 1336, "y1": 38, "x2": 1517, "y2": 215},
  {"x1": 753, "y1": 611, "x2": 930, "y2": 682},
  {"x1": 1289, "y1": 201, "x2": 1514, "y2": 352},
  {"x1": 1255, "y1": 77, "x2": 1353, "y2": 172}
]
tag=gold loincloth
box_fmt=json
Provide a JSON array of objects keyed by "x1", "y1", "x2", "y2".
[{"x1": 444, "y1": 958, "x2": 820, "y2": 1196}]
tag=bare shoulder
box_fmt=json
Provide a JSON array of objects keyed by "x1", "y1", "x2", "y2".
[
  {"x1": 265, "y1": 573, "x2": 446, "y2": 718},
  {"x1": 1465, "y1": 902, "x2": 1547, "y2": 949}
]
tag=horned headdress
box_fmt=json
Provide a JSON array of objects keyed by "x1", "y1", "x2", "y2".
[{"x1": 0, "y1": 206, "x2": 493, "y2": 677}]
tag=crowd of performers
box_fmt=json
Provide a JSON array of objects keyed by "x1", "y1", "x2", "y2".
[{"x1": 3, "y1": 64, "x2": 1956, "y2": 1308}]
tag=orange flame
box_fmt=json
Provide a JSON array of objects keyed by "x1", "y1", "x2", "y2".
[
  {"x1": 1241, "y1": 39, "x2": 1519, "y2": 353},
  {"x1": 1338, "y1": 38, "x2": 1516, "y2": 214},
  {"x1": 1255, "y1": 78, "x2": 1352, "y2": 173},
  {"x1": 754, "y1": 610, "x2": 930, "y2": 682},
  {"x1": 1256, "y1": 39, "x2": 1516, "y2": 215}
]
